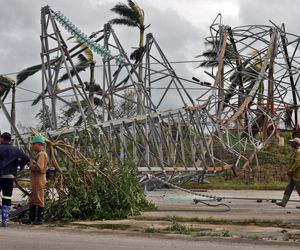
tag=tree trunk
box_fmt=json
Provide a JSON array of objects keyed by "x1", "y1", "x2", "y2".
[
  {"x1": 88, "y1": 62, "x2": 95, "y2": 124},
  {"x1": 10, "y1": 83, "x2": 16, "y2": 135},
  {"x1": 137, "y1": 28, "x2": 145, "y2": 115}
]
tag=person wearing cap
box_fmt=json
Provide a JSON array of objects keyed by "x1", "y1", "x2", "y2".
[
  {"x1": 276, "y1": 137, "x2": 300, "y2": 208},
  {"x1": 23, "y1": 135, "x2": 48, "y2": 225},
  {"x1": 0, "y1": 132, "x2": 30, "y2": 227}
]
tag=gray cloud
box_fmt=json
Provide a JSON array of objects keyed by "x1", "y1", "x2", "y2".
[{"x1": 238, "y1": 0, "x2": 300, "y2": 34}]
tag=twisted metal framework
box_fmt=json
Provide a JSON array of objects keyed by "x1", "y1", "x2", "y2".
[
  {"x1": 193, "y1": 16, "x2": 300, "y2": 171},
  {"x1": 2, "y1": 9, "x2": 300, "y2": 186},
  {"x1": 199, "y1": 15, "x2": 300, "y2": 135},
  {"x1": 35, "y1": 6, "x2": 239, "y2": 177}
]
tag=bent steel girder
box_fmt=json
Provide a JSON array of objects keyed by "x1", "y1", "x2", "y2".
[{"x1": 47, "y1": 102, "x2": 239, "y2": 174}]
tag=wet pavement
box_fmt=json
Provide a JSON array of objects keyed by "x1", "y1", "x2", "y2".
[
  {"x1": 144, "y1": 189, "x2": 300, "y2": 223},
  {"x1": 9, "y1": 188, "x2": 300, "y2": 242}
]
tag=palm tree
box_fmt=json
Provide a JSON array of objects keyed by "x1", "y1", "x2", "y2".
[
  {"x1": 17, "y1": 41, "x2": 100, "y2": 126},
  {"x1": 110, "y1": 0, "x2": 146, "y2": 114},
  {"x1": 228, "y1": 54, "x2": 264, "y2": 138},
  {"x1": 196, "y1": 38, "x2": 239, "y2": 111},
  {"x1": 197, "y1": 38, "x2": 267, "y2": 138},
  {"x1": 0, "y1": 75, "x2": 12, "y2": 100},
  {"x1": 57, "y1": 39, "x2": 99, "y2": 123},
  {"x1": 16, "y1": 59, "x2": 56, "y2": 106},
  {"x1": 196, "y1": 39, "x2": 236, "y2": 70},
  {"x1": 226, "y1": 53, "x2": 264, "y2": 105},
  {"x1": 0, "y1": 75, "x2": 17, "y2": 134}
]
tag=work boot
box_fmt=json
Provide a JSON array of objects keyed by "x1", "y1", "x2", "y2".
[
  {"x1": 32, "y1": 206, "x2": 44, "y2": 225},
  {"x1": 275, "y1": 195, "x2": 290, "y2": 207},
  {"x1": 1, "y1": 205, "x2": 11, "y2": 227},
  {"x1": 22, "y1": 205, "x2": 36, "y2": 224}
]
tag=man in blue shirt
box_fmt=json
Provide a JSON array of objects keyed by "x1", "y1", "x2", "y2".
[{"x1": 0, "y1": 132, "x2": 29, "y2": 227}]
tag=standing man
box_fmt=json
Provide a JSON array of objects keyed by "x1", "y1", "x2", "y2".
[
  {"x1": 0, "y1": 132, "x2": 30, "y2": 227},
  {"x1": 276, "y1": 137, "x2": 300, "y2": 208},
  {"x1": 24, "y1": 135, "x2": 48, "y2": 225}
]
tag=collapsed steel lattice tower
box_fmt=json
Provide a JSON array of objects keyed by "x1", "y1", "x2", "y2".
[
  {"x1": 38, "y1": 6, "x2": 237, "y2": 176},
  {"x1": 29, "y1": 8, "x2": 300, "y2": 175},
  {"x1": 199, "y1": 15, "x2": 300, "y2": 135},
  {"x1": 2, "y1": 9, "x2": 300, "y2": 183}
]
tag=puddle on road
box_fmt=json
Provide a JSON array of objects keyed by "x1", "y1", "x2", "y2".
[
  {"x1": 147, "y1": 191, "x2": 212, "y2": 202},
  {"x1": 82, "y1": 224, "x2": 131, "y2": 230}
]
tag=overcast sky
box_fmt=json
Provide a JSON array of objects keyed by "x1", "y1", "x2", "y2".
[{"x1": 0, "y1": 0, "x2": 299, "y2": 132}]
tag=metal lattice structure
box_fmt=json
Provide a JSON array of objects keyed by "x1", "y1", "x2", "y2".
[{"x1": 2, "y1": 9, "x2": 300, "y2": 184}]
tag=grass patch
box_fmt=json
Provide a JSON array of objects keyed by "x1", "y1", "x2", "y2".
[
  {"x1": 144, "y1": 227, "x2": 160, "y2": 233},
  {"x1": 85, "y1": 224, "x2": 131, "y2": 230},
  {"x1": 72, "y1": 223, "x2": 132, "y2": 230},
  {"x1": 136, "y1": 215, "x2": 289, "y2": 228},
  {"x1": 242, "y1": 218, "x2": 283, "y2": 226},
  {"x1": 166, "y1": 222, "x2": 190, "y2": 234},
  {"x1": 182, "y1": 143, "x2": 292, "y2": 191},
  {"x1": 144, "y1": 222, "x2": 233, "y2": 238},
  {"x1": 164, "y1": 216, "x2": 283, "y2": 227}
]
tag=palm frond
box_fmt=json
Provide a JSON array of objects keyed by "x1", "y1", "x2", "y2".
[
  {"x1": 93, "y1": 96, "x2": 103, "y2": 106},
  {"x1": 111, "y1": 3, "x2": 139, "y2": 23},
  {"x1": 130, "y1": 46, "x2": 145, "y2": 61},
  {"x1": 17, "y1": 59, "x2": 58, "y2": 85},
  {"x1": 70, "y1": 37, "x2": 94, "y2": 62},
  {"x1": 128, "y1": 0, "x2": 136, "y2": 10},
  {"x1": 77, "y1": 54, "x2": 88, "y2": 63},
  {"x1": 74, "y1": 115, "x2": 83, "y2": 126},
  {"x1": 201, "y1": 50, "x2": 218, "y2": 58},
  {"x1": 0, "y1": 75, "x2": 14, "y2": 87},
  {"x1": 0, "y1": 75, "x2": 14, "y2": 97},
  {"x1": 129, "y1": 0, "x2": 144, "y2": 25},
  {"x1": 224, "y1": 60, "x2": 263, "y2": 104},
  {"x1": 195, "y1": 60, "x2": 219, "y2": 68},
  {"x1": 0, "y1": 89, "x2": 10, "y2": 102},
  {"x1": 31, "y1": 54, "x2": 90, "y2": 105},
  {"x1": 32, "y1": 88, "x2": 48, "y2": 106},
  {"x1": 196, "y1": 38, "x2": 237, "y2": 69},
  {"x1": 58, "y1": 56, "x2": 90, "y2": 82},
  {"x1": 16, "y1": 64, "x2": 42, "y2": 85},
  {"x1": 109, "y1": 18, "x2": 138, "y2": 27},
  {"x1": 83, "y1": 47, "x2": 94, "y2": 62}
]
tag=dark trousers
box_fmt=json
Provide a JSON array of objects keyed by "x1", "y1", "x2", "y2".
[
  {"x1": 284, "y1": 179, "x2": 300, "y2": 197},
  {"x1": 0, "y1": 178, "x2": 14, "y2": 206}
]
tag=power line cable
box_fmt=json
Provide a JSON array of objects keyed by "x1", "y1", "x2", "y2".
[{"x1": 0, "y1": 59, "x2": 206, "y2": 76}]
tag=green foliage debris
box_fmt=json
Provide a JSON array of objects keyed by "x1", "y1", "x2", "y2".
[{"x1": 45, "y1": 157, "x2": 155, "y2": 222}]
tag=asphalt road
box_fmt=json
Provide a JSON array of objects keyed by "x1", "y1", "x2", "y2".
[{"x1": 0, "y1": 226, "x2": 299, "y2": 250}]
